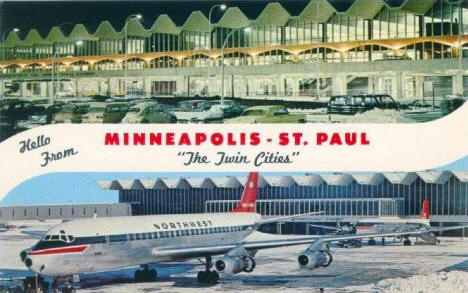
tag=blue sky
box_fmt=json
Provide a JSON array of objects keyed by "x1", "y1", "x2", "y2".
[{"x1": 1, "y1": 156, "x2": 467, "y2": 206}]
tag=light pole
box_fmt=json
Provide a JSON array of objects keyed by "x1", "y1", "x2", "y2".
[
  {"x1": 124, "y1": 14, "x2": 142, "y2": 98},
  {"x1": 1, "y1": 28, "x2": 19, "y2": 99},
  {"x1": 51, "y1": 22, "x2": 74, "y2": 103},
  {"x1": 457, "y1": 0, "x2": 463, "y2": 97},
  {"x1": 221, "y1": 27, "x2": 250, "y2": 105},
  {"x1": 208, "y1": 4, "x2": 226, "y2": 96}
]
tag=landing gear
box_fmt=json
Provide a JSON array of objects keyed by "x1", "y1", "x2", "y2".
[
  {"x1": 197, "y1": 256, "x2": 219, "y2": 284},
  {"x1": 403, "y1": 237, "x2": 412, "y2": 246},
  {"x1": 368, "y1": 238, "x2": 376, "y2": 246},
  {"x1": 134, "y1": 265, "x2": 157, "y2": 282}
]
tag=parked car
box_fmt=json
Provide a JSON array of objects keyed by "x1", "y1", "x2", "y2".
[
  {"x1": 81, "y1": 102, "x2": 130, "y2": 123},
  {"x1": 338, "y1": 239, "x2": 362, "y2": 248},
  {"x1": 224, "y1": 105, "x2": 306, "y2": 123},
  {"x1": 171, "y1": 99, "x2": 245, "y2": 122},
  {"x1": 53, "y1": 102, "x2": 90, "y2": 123},
  {"x1": 327, "y1": 94, "x2": 400, "y2": 115},
  {"x1": 122, "y1": 102, "x2": 177, "y2": 123}
]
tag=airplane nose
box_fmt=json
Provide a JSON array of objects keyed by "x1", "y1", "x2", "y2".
[{"x1": 20, "y1": 250, "x2": 28, "y2": 262}]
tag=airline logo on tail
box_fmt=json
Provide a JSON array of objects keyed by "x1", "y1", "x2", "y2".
[
  {"x1": 233, "y1": 172, "x2": 259, "y2": 213},
  {"x1": 420, "y1": 200, "x2": 430, "y2": 219}
]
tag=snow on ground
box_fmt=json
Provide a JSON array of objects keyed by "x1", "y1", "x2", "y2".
[
  {"x1": 1, "y1": 224, "x2": 468, "y2": 292},
  {"x1": 343, "y1": 109, "x2": 415, "y2": 123},
  {"x1": 373, "y1": 271, "x2": 468, "y2": 293}
]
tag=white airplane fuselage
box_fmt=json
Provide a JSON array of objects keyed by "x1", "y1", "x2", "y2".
[
  {"x1": 24, "y1": 213, "x2": 261, "y2": 276},
  {"x1": 354, "y1": 217, "x2": 430, "y2": 234}
]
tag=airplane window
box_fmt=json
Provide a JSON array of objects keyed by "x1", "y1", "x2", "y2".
[
  {"x1": 61, "y1": 235, "x2": 67, "y2": 242},
  {"x1": 44, "y1": 235, "x2": 51, "y2": 241},
  {"x1": 51, "y1": 235, "x2": 59, "y2": 240},
  {"x1": 68, "y1": 235, "x2": 75, "y2": 242},
  {"x1": 129, "y1": 234, "x2": 134, "y2": 241},
  {"x1": 175, "y1": 230, "x2": 180, "y2": 237},
  {"x1": 142, "y1": 233, "x2": 147, "y2": 240},
  {"x1": 171, "y1": 231, "x2": 176, "y2": 237}
]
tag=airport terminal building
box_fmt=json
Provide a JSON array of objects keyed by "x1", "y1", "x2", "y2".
[
  {"x1": 1, "y1": 0, "x2": 468, "y2": 100},
  {"x1": 98, "y1": 171, "x2": 468, "y2": 234}
]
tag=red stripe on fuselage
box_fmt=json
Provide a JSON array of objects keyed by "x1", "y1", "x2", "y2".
[
  {"x1": 28, "y1": 245, "x2": 88, "y2": 256},
  {"x1": 356, "y1": 226, "x2": 374, "y2": 230}
]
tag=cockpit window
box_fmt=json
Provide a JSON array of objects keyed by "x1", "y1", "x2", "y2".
[{"x1": 44, "y1": 234, "x2": 75, "y2": 243}]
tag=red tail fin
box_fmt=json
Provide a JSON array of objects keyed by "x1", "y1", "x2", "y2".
[
  {"x1": 420, "y1": 200, "x2": 430, "y2": 219},
  {"x1": 233, "y1": 172, "x2": 258, "y2": 213}
]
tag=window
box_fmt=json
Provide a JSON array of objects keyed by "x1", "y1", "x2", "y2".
[{"x1": 274, "y1": 108, "x2": 289, "y2": 116}]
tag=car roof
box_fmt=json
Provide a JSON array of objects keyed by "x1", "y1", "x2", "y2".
[{"x1": 245, "y1": 105, "x2": 282, "y2": 110}]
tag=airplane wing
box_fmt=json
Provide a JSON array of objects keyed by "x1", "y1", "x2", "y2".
[
  {"x1": 151, "y1": 229, "x2": 434, "y2": 260},
  {"x1": 21, "y1": 230, "x2": 46, "y2": 239},
  {"x1": 429, "y1": 225, "x2": 468, "y2": 233},
  {"x1": 255, "y1": 211, "x2": 324, "y2": 226}
]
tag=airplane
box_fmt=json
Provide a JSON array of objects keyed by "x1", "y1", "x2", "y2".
[
  {"x1": 307, "y1": 200, "x2": 462, "y2": 246},
  {"x1": 20, "y1": 172, "x2": 468, "y2": 285}
]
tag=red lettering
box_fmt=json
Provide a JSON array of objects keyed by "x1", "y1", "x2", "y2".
[
  {"x1": 250, "y1": 133, "x2": 260, "y2": 146},
  {"x1": 178, "y1": 133, "x2": 191, "y2": 145},
  {"x1": 211, "y1": 133, "x2": 223, "y2": 146},
  {"x1": 195, "y1": 133, "x2": 207, "y2": 145},
  {"x1": 104, "y1": 133, "x2": 120, "y2": 145},
  {"x1": 279, "y1": 133, "x2": 289, "y2": 146},
  {"x1": 330, "y1": 133, "x2": 342, "y2": 145},
  {"x1": 227, "y1": 133, "x2": 236, "y2": 145},
  {"x1": 133, "y1": 133, "x2": 145, "y2": 145},
  {"x1": 123, "y1": 133, "x2": 129, "y2": 145},
  {"x1": 317, "y1": 133, "x2": 328, "y2": 145},
  {"x1": 149, "y1": 133, "x2": 162, "y2": 145},
  {"x1": 166, "y1": 133, "x2": 175, "y2": 145},
  {"x1": 345, "y1": 133, "x2": 356, "y2": 145},
  {"x1": 361, "y1": 133, "x2": 370, "y2": 145}
]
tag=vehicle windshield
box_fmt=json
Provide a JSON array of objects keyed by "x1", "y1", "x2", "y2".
[
  {"x1": 274, "y1": 108, "x2": 289, "y2": 115},
  {"x1": 88, "y1": 106, "x2": 105, "y2": 113},
  {"x1": 128, "y1": 106, "x2": 141, "y2": 113},
  {"x1": 61, "y1": 105, "x2": 75, "y2": 113},
  {"x1": 105, "y1": 105, "x2": 129, "y2": 113},
  {"x1": 242, "y1": 109, "x2": 266, "y2": 116},
  {"x1": 330, "y1": 96, "x2": 348, "y2": 105}
]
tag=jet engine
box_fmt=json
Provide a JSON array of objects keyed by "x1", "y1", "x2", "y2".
[
  {"x1": 215, "y1": 255, "x2": 256, "y2": 274},
  {"x1": 297, "y1": 250, "x2": 333, "y2": 270}
]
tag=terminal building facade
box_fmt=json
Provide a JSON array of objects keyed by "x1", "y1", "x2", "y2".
[
  {"x1": 99, "y1": 171, "x2": 468, "y2": 234},
  {"x1": 1, "y1": 0, "x2": 468, "y2": 100},
  {"x1": 0, "y1": 203, "x2": 131, "y2": 222}
]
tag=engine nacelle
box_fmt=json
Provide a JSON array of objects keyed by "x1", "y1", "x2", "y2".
[
  {"x1": 215, "y1": 255, "x2": 255, "y2": 275},
  {"x1": 297, "y1": 250, "x2": 333, "y2": 270}
]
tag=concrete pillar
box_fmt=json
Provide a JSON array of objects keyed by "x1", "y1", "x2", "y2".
[
  {"x1": 74, "y1": 78, "x2": 79, "y2": 97},
  {"x1": 415, "y1": 76, "x2": 424, "y2": 99},
  {"x1": 452, "y1": 72, "x2": 463, "y2": 97},
  {"x1": 368, "y1": 76, "x2": 375, "y2": 94},
  {"x1": 143, "y1": 77, "x2": 151, "y2": 97},
  {"x1": 392, "y1": 72, "x2": 404, "y2": 99},
  {"x1": 40, "y1": 82, "x2": 47, "y2": 98},
  {"x1": 47, "y1": 81, "x2": 53, "y2": 99},
  {"x1": 332, "y1": 74, "x2": 347, "y2": 95},
  {"x1": 20, "y1": 82, "x2": 27, "y2": 97},
  {"x1": 276, "y1": 74, "x2": 283, "y2": 96},
  {"x1": 291, "y1": 78, "x2": 300, "y2": 97}
]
